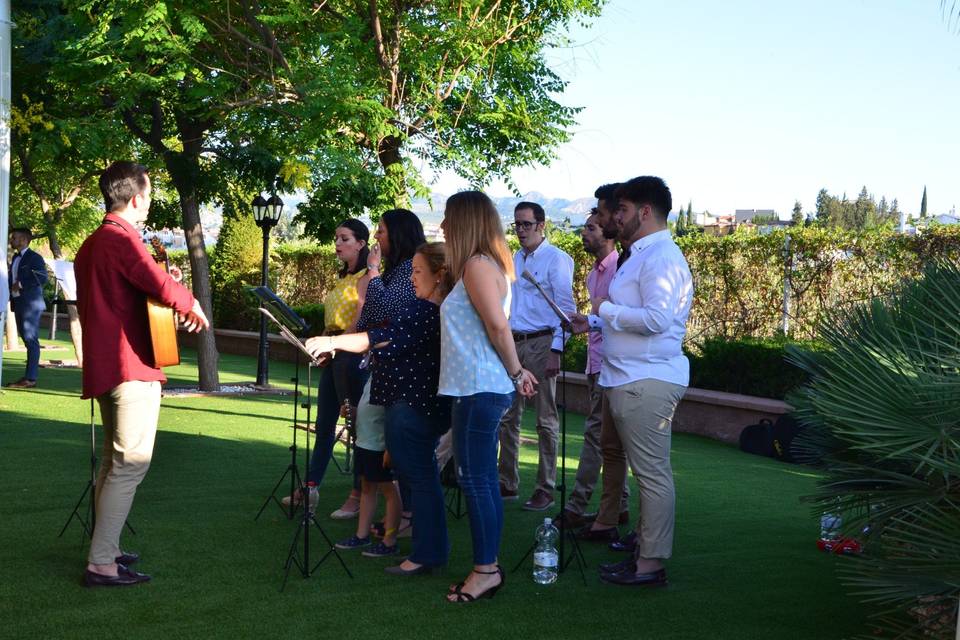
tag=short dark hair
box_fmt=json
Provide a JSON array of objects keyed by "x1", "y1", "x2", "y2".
[
  {"x1": 99, "y1": 161, "x2": 149, "y2": 212},
  {"x1": 380, "y1": 208, "x2": 426, "y2": 275},
  {"x1": 10, "y1": 227, "x2": 33, "y2": 241},
  {"x1": 616, "y1": 176, "x2": 672, "y2": 222},
  {"x1": 514, "y1": 201, "x2": 545, "y2": 223},
  {"x1": 594, "y1": 183, "x2": 621, "y2": 205},
  {"x1": 336, "y1": 218, "x2": 370, "y2": 277}
]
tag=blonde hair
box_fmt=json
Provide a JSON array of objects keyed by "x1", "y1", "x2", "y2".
[
  {"x1": 415, "y1": 241, "x2": 453, "y2": 298},
  {"x1": 443, "y1": 191, "x2": 515, "y2": 282}
]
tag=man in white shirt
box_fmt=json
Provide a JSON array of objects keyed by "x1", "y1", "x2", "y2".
[
  {"x1": 498, "y1": 201, "x2": 576, "y2": 511},
  {"x1": 572, "y1": 176, "x2": 693, "y2": 587}
]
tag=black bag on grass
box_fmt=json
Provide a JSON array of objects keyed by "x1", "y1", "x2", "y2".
[
  {"x1": 771, "y1": 414, "x2": 801, "y2": 463},
  {"x1": 739, "y1": 419, "x2": 775, "y2": 458}
]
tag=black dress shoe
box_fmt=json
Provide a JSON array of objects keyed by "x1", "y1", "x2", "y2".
[
  {"x1": 600, "y1": 567, "x2": 667, "y2": 587},
  {"x1": 84, "y1": 564, "x2": 151, "y2": 588},
  {"x1": 609, "y1": 531, "x2": 638, "y2": 553},
  {"x1": 599, "y1": 558, "x2": 635, "y2": 575},
  {"x1": 115, "y1": 551, "x2": 139, "y2": 565},
  {"x1": 576, "y1": 526, "x2": 620, "y2": 543}
]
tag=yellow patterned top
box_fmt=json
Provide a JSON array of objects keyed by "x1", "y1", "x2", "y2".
[{"x1": 323, "y1": 269, "x2": 366, "y2": 332}]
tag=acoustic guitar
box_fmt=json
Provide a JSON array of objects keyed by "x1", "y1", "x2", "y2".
[{"x1": 146, "y1": 236, "x2": 181, "y2": 367}]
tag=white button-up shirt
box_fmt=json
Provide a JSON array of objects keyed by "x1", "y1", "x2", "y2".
[
  {"x1": 510, "y1": 238, "x2": 576, "y2": 352},
  {"x1": 589, "y1": 229, "x2": 693, "y2": 388}
]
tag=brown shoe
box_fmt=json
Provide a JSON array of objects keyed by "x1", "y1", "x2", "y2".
[
  {"x1": 553, "y1": 509, "x2": 591, "y2": 529},
  {"x1": 5, "y1": 378, "x2": 36, "y2": 388},
  {"x1": 499, "y1": 483, "x2": 519, "y2": 501},
  {"x1": 521, "y1": 489, "x2": 555, "y2": 512}
]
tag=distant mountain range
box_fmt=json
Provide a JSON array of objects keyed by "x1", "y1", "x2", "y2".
[{"x1": 410, "y1": 192, "x2": 596, "y2": 226}]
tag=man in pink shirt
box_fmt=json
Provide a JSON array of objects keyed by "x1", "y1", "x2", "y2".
[{"x1": 559, "y1": 209, "x2": 629, "y2": 531}]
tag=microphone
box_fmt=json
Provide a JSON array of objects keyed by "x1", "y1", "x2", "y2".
[{"x1": 521, "y1": 270, "x2": 571, "y2": 328}]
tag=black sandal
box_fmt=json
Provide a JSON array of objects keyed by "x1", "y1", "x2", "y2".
[{"x1": 446, "y1": 565, "x2": 504, "y2": 603}]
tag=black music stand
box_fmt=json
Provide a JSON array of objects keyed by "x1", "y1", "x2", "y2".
[
  {"x1": 246, "y1": 287, "x2": 352, "y2": 588},
  {"x1": 511, "y1": 271, "x2": 586, "y2": 582},
  {"x1": 252, "y1": 287, "x2": 310, "y2": 521},
  {"x1": 58, "y1": 399, "x2": 137, "y2": 541}
]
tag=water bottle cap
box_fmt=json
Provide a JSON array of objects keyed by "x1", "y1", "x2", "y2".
[{"x1": 543, "y1": 517, "x2": 551, "y2": 525}]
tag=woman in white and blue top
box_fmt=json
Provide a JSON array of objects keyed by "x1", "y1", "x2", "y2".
[{"x1": 438, "y1": 191, "x2": 537, "y2": 604}]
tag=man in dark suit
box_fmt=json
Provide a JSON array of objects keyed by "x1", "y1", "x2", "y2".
[{"x1": 6, "y1": 228, "x2": 48, "y2": 389}]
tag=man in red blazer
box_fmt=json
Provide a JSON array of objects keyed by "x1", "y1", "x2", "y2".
[{"x1": 74, "y1": 161, "x2": 209, "y2": 587}]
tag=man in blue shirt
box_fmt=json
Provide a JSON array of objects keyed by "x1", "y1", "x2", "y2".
[{"x1": 6, "y1": 228, "x2": 48, "y2": 389}]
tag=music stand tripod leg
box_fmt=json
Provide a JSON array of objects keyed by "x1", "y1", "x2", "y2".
[{"x1": 255, "y1": 350, "x2": 305, "y2": 521}]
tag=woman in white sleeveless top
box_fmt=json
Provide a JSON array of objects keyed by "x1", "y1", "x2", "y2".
[{"x1": 438, "y1": 191, "x2": 537, "y2": 603}]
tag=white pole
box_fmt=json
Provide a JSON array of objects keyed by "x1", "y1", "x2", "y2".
[
  {"x1": 781, "y1": 233, "x2": 791, "y2": 336},
  {"x1": 0, "y1": 0, "x2": 13, "y2": 389}
]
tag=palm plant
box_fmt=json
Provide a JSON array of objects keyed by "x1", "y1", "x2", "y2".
[{"x1": 787, "y1": 261, "x2": 960, "y2": 640}]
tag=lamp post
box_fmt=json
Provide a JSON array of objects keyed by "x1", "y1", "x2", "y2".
[{"x1": 252, "y1": 193, "x2": 284, "y2": 386}]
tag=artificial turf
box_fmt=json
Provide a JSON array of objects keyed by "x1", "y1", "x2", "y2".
[{"x1": 0, "y1": 335, "x2": 866, "y2": 639}]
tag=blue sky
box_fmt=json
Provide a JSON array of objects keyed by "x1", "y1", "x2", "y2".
[{"x1": 426, "y1": 0, "x2": 960, "y2": 217}]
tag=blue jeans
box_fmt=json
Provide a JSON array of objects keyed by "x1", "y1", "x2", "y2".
[
  {"x1": 14, "y1": 298, "x2": 43, "y2": 381},
  {"x1": 308, "y1": 352, "x2": 367, "y2": 487},
  {"x1": 451, "y1": 392, "x2": 514, "y2": 565},
  {"x1": 385, "y1": 402, "x2": 450, "y2": 566}
]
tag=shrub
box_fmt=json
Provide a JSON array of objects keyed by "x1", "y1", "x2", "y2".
[
  {"x1": 291, "y1": 303, "x2": 326, "y2": 337},
  {"x1": 687, "y1": 336, "x2": 825, "y2": 400}
]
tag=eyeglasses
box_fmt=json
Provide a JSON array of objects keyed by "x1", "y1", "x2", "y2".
[{"x1": 513, "y1": 221, "x2": 539, "y2": 231}]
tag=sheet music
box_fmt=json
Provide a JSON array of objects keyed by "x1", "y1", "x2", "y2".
[{"x1": 259, "y1": 307, "x2": 322, "y2": 365}]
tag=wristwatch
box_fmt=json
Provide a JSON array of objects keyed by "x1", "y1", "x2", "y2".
[{"x1": 509, "y1": 368, "x2": 524, "y2": 386}]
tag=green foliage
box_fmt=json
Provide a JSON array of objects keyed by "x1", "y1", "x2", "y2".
[
  {"x1": 290, "y1": 303, "x2": 326, "y2": 338},
  {"x1": 787, "y1": 262, "x2": 960, "y2": 639},
  {"x1": 677, "y1": 225, "x2": 960, "y2": 343},
  {"x1": 791, "y1": 200, "x2": 805, "y2": 226},
  {"x1": 687, "y1": 336, "x2": 824, "y2": 399},
  {"x1": 561, "y1": 334, "x2": 588, "y2": 372},
  {"x1": 814, "y1": 186, "x2": 896, "y2": 230},
  {"x1": 209, "y1": 195, "x2": 265, "y2": 331}
]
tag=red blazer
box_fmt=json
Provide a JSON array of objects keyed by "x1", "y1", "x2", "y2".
[{"x1": 74, "y1": 214, "x2": 195, "y2": 399}]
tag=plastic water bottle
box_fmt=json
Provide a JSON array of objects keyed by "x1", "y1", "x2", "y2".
[
  {"x1": 817, "y1": 513, "x2": 842, "y2": 552},
  {"x1": 307, "y1": 482, "x2": 319, "y2": 515},
  {"x1": 533, "y1": 517, "x2": 559, "y2": 584}
]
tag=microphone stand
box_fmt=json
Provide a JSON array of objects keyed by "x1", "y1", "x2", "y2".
[{"x1": 511, "y1": 270, "x2": 586, "y2": 583}]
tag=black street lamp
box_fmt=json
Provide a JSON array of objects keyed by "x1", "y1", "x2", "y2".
[{"x1": 252, "y1": 193, "x2": 284, "y2": 386}]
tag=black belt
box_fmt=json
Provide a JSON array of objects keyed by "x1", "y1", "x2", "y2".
[{"x1": 512, "y1": 328, "x2": 553, "y2": 341}]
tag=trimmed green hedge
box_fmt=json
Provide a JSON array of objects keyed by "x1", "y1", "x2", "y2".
[{"x1": 687, "y1": 336, "x2": 825, "y2": 400}]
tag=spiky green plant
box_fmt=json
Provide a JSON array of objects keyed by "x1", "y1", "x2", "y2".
[{"x1": 787, "y1": 261, "x2": 960, "y2": 640}]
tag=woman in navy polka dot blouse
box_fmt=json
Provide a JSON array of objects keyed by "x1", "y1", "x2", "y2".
[{"x1": 307, "y1": 242, "x2": 452, "y2": 574}]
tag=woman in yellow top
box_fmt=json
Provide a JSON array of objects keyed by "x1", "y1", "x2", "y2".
[{"x1": 285, "y1": 219, "x2": 370, "y2": 509}]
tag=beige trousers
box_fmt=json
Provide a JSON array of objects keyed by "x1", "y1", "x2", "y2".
[
  {"x1": 602, "y1": 378, "x2": 685, "y2": 560},
  {"x1": 497, "y1": 333, "x2": 559, "y2": 494},
  {"x1": 567, "y1": 373, "x2": 629, "y2": 515},
  {"x1": 89, "y1": 380, "x2": 161, "y2": 565}
]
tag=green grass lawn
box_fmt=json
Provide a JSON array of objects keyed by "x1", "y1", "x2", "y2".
[{"x1": 0, "y1": 335, "x2": 866, "y2": 640}]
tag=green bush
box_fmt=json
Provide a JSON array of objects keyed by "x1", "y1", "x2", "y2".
[
  {"x1": 561, "y1": 334, "x2": 588, "y2": 373},
  {"x1": 687, "y1": 336, "x2": 826, "y2": 399},
  {"x1": 291, "y1": 303, "x2": 326, "y2": 337}
]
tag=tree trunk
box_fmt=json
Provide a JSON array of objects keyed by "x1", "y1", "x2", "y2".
[
  {"x1": 4, "y1": 302, "x2": 19, "y2": 351},
  {"x1": 164, "y1": 140, "x2": 219, "y2": 391},
  {"x1": 377, "y1": 136, "x2": 410, "y2": 208},
  {"x1": 46, "y1": 225, "x2": 83, "y2": 366}
]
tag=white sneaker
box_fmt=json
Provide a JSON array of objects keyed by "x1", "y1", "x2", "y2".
[{"x1": 330, "y1": 495, "x2": 360, "y2": 519}]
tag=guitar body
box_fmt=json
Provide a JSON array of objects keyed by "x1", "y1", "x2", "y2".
[{"x1": 147, "y1": 237, "x2": 181, "y2": 368}]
